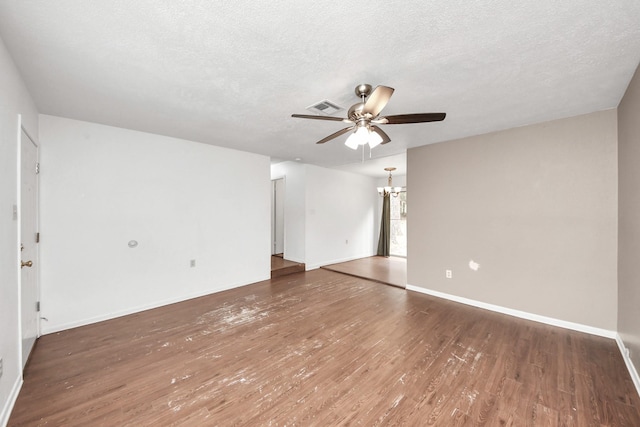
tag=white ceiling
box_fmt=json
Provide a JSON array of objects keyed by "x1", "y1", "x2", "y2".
[{"x1": 1, "y1": 1, "x2": 638, "y2": 178}]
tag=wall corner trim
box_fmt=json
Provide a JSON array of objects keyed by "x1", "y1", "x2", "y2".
[
  {"x1": 1, "y1": 376, "x2": 23, "y2": 427},
  {"x1": 616, "y1": 334, "x2": 640, "y2": 398},
  {"x1": 405, "y1": 284, "x2": 617, "y2": 339}
]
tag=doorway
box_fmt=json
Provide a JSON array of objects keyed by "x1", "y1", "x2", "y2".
[
  {"x1": 389, "y1": 190, "x2": 407, "y2": 257},
  {"x1": 20, "y1": 126, "x2": 39, "y2": 369},
  {"x1": 271, "y1": 178, "x2": 284, "y2": 255}
]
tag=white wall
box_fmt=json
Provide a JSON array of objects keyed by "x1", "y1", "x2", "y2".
[
  {"x1": 0, "y1": 38, "x2": 39, "y2": 426},
  {"x1": 39, "y1": 116, "x2": 271, "y2": 333},
  {"x1": 270, "y1": 162, "x2": 379, "y2": 269},
  {"x1": 305, "y1": 164, "x2": 378, "y2": 269}
]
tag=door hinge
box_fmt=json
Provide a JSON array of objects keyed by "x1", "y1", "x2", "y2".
[
  {"x1": 36, "y1": 301, "x2": 40, "y2": 312},
  {"x1": 36, "y1": 232, "x2": 40, "y2": 243},
  {"x1": 35, "y1": 162, "x2": 40, "y2": 174}
]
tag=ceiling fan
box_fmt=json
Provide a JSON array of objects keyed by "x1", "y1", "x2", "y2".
[{"x1": 292, "y1": 84, "x2": 446, "y2": 149}]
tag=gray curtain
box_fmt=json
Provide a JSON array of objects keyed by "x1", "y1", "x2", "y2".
[{"x1": 377, "y1": 194, "x2": 391, "y2": 256}]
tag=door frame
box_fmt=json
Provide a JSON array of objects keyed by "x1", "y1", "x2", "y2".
[{"x1": 271, "y1": 178, "x2": 285, "y2": 255}]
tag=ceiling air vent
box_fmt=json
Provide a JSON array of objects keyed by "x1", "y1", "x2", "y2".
[{"x1": 306, "y1": 100, "x2": 343, "y2": 116}]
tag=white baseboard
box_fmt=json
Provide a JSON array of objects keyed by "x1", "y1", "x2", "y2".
[
  {"x1": 405, "y1": 284, "x2": 616, "y2": 339},
  {"x1": 615, "y1": 334, "x2": 640, "y2": 398},
  {"x1": 1, "y1": 376, "x2": 22, "y2": 427}
]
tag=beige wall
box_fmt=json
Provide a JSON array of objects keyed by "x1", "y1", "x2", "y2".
[
  {"x1": 407, "y1": 110, "x2": 618, "y2": 330},
  {"x1": 618, "y1": 63, "x2": 640, "y2": 368}
]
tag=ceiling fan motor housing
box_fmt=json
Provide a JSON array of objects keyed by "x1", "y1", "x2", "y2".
[{"x1": 348, "y1": 102, "x2": 367, "y2": 121}]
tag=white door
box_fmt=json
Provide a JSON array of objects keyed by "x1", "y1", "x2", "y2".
[
  {"x1": 271, "y1": 178, "x2": 284, "y2": 255},
  {"x1": 20, "y1": 127, "x2": 39, "y2": 369}
]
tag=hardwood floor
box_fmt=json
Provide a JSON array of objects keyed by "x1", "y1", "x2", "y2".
[
  {"x1": 322, "y1": 256, "x2": 407, "y2": 288},
  {"x1": 9, "y1": 269, "x2": 640, "y2": 426},
  {"x1": 271, "y1": 256, "x2": 305, "y2": 278}
]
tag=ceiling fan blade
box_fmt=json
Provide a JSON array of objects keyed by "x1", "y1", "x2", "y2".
[
  {"x1": 362, "y1": 85, "x2": 394, "y2": 117},
  {"x1": 292, "y1": 114, "x2": 351, "y2": 123},
  {"x1": 377, "y1": 112, "x2": 446, "y2": 124},
  {"x1": 315, "y1": 126, "x2": 354, "y2": 144},
  {"x1": 370, "y1": 126, "x2": 391, "y2": 145}
]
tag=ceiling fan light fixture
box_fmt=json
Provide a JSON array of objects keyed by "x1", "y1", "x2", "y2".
[
  {"x1": 368, "y1": 130, "x2": 383, "y2": 148},
  {"x1": 345, "y1": 126, "x2": 367, "y2": 149},
  {"x1": 344, "y1": 125, "x2": 383, "y2": 150},
  {"x1": 344, "y1": 131, "x2": 360, "y2": 149}
]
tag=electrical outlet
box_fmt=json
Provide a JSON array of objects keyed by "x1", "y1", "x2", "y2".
[
  {"x1": 190, "y1": 259, "x2": 196, "y2": 268},
  {"x1": 445, "y1": 270, "x2": 453, "y2": 279}
]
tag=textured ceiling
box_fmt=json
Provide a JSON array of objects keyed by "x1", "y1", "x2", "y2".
[{"x1": 1, "y1": 1, "x2": 639, "y2": 177}]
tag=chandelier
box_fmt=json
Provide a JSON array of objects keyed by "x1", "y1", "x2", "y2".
[{"x1": 377, "y1": 167, "x2": 403, "y2": 197}]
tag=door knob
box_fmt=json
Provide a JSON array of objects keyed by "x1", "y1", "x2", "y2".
[{"x1": 21, "y1": 260, "x2": 33, "y2": 268}]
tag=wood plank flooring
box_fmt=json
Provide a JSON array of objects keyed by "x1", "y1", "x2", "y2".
[
  {"x1": 271, "y1": 256, "x2": 305, "y2": 278},
  {"x1": 322, "y1": 256, "x2": 407, "y2": 288},
  {"x1": 9, "y1": 269, "x2": 640, "y2": 426}
]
